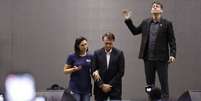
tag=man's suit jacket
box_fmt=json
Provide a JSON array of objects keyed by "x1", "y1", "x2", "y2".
[
  {"x1": 125, "y1": 18, "x2": 176, "y2": 61},
  {"x1": 93, "y1": 47, "x2": 125, "y2": 95}
]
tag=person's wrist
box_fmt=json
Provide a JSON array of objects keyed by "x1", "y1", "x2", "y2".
[{"x1": 72, "y1": 68, "x2": 76, "y2": 72}]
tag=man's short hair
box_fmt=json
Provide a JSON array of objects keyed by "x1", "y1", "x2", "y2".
[
  {"x1": 152, "y1": 0, "x2": 163, "y2": 9},
  {"x1": 102, "y1": 32, "x2": 115, "y2": 41}
]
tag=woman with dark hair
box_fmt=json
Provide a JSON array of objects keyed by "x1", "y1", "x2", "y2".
[{"x1": 62, "y1": 36, "x2": 92, "y2": 101}]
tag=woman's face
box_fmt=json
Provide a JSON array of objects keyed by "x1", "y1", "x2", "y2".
[{"x1": 79, "y1": 40, "x2": 88, "y2": 53}]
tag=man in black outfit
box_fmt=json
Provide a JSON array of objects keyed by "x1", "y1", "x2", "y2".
[
  {"x1": 122, "y1": 1, "x2": 176, "y2": 100},
  {"x1": 92, "y1": 32, "x2": 125, "y2": 101}
]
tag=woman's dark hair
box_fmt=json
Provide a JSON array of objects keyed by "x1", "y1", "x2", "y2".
[{"x1": 74, "y1": 36, "x2": 88, "y2": 56}]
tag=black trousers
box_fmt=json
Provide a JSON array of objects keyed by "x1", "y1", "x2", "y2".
[{"x1": 143, "y1": 60, "x2": 169, "y2": 98}]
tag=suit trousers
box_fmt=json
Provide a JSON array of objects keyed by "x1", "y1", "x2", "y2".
[{"x1": 143, "y1": 60, "x2": 169, "y2": 98}]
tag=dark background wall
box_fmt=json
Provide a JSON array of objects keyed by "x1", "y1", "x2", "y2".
[{"x1": 0, "y1": 0, "x2": 201, "y2": 100}]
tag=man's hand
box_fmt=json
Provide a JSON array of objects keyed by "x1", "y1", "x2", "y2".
[
  {"x1": 101, "y1": 84, "x2": 112, "y2": 93},
  {"x1": 93, "y1": 70, "x2": 101, "y2": 81},
  {"x1": 168, "y1": 56, "x2": 176, "y2": 64},
  {"x1": 122, "y1": 9, "x2": 131, "y2": 19}
]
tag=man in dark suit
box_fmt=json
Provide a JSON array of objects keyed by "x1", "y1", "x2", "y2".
[
  {"x1": 122, "y1": 1, "x2": 176, "y2": 100},
  {"x1": 92, "y1": 32, "x2": 125, "y2": 101}
]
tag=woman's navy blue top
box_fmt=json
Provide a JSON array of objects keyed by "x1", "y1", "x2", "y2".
[{"x1": 66, "y1": 53, "x2": 92, "y2": 94}]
